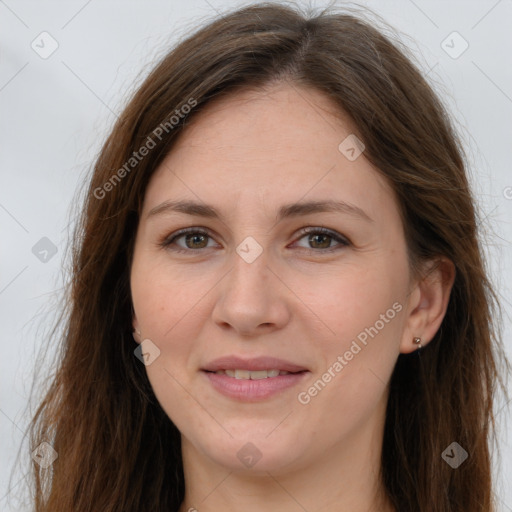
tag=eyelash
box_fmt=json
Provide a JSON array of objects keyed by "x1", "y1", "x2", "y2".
[{"x1": 159, "y1": 226, "x2": 350, "y2": 255}]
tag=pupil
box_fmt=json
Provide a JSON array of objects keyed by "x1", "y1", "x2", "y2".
[
  {"x1": 311, "y1": 234, "x2": 330, "y2": 248},
  {"x1": 187, "y1": 233, "x2": 207, "y2": 248}
]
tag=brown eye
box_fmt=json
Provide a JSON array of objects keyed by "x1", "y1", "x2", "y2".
[
  {"x1": 160, "y1": 228, "x2": 216, "y2": 252},
  {"x1": 160, "y1": 226, "x2": 349, "y2": 254},
  {"x1": 308, "y1": 233, "x2": 332, "y2": 249},
  {"x1": 293, "y1": 227, "x2": 350, "y2": 252},
  {"x1": 183, "y1": 232, "x2": 209, "y2": 249}
]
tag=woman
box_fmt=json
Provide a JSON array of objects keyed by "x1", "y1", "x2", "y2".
[{"x1": 27, "y1": 2, "x2": 509, "y2": 511}]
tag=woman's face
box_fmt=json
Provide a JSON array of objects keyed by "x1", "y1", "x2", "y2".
[{"x1": 130, "y1": 83, "x2": 418, "y2": 474}]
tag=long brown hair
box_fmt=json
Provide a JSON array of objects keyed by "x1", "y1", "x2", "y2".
[{"x1": 23, "y1": 2, "x2": 509, "y2": 510}]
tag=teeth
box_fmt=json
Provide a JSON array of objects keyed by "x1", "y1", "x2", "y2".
[{"x1": 218, "y1": 369, "x2": 290, "y2": 379}]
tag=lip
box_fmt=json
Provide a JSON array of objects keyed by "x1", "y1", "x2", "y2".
[
  {"x1": 202, "y1": 355, "x2": 308, "y2": 373},
  {"x1": 201, "y1": 355, "x2": 310, "y2": 402},
  {"x1": 202, "y1": 370, "x2": 309, "y2": 402}
]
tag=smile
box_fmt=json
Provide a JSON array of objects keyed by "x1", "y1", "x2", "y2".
[
  {"x1": 202, "y1": 369, "x2": 309, "y2": 401},
  {"x1": 211, "y1": 369, "x2": 293, "y2": 379}
]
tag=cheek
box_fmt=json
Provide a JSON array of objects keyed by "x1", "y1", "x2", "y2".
[
  {"x1": 298, "y1": 261, "x2": 405, "y2": 410},
  {"x1": 131, "y1": 255, "x2": 212, "y2": 340},
  {"x1": 310, "y1": 262, "x2": 406, "y2": 350},
  {"x1": 296, "y1": 295, "x2": 402, "y2": 445},
  {"x1": 130, "y1": 258, "x2": 209, "y2": 406},
  {"x1": 130, "y1": 260, "x2": 210, "y2": 426}
]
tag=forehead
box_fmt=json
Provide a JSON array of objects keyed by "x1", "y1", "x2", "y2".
[
  {"x1": 142, "y1": 83, "x2": 397, "y2": 223},
  {"x1": 172, "y1": 82, "x2": 358, "y2": 158}
]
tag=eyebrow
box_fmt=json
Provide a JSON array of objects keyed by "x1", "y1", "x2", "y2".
[{"x1": 147, "y1": 199, "x2": 373, "y2": 223}]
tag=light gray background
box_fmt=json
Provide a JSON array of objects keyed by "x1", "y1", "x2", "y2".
[{"x1": 1, "y1": 0, "x2": 511, "y2": 510}]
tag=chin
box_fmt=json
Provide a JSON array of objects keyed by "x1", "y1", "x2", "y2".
[{"x1": 192, "y1": 432, "x2": 307, "y2": 474}]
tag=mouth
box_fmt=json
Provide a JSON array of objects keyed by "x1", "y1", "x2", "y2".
[
  {"x1": 204, "y1": 368, "x2": 307, "y2": 379},
  {"x1": 201, "y1": 356, "x2": 310, "y2": 401}
]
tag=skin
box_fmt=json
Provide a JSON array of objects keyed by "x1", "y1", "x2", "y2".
[{"x1": 130, "y1": 81, "x2": 454, "y2": 512}]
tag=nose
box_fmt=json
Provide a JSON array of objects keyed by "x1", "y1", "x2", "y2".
[{"x1": 211, "y1": 245, "x2": 291, "y2": 337}]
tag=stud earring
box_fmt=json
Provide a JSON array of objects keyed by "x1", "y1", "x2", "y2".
[{"x1": 413, "y1": 337, "x2": 422, "y2": 350}]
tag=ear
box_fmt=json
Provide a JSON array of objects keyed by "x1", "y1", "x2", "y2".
[{"x1": 400, "y1": 257, "x2": 455, "y2": 354}]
